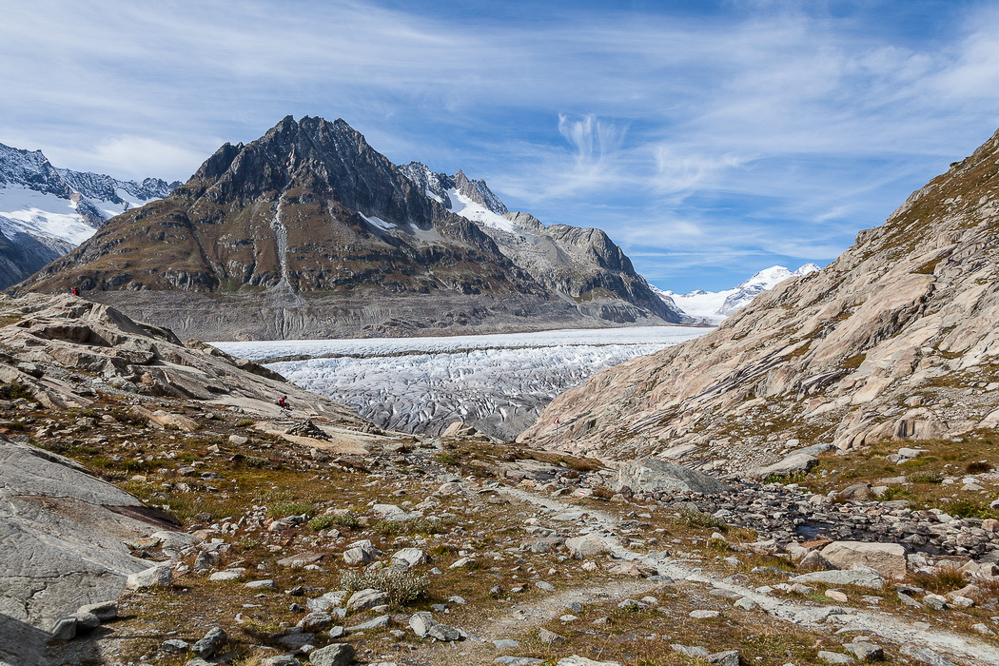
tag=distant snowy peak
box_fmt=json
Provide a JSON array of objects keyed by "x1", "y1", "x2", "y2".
[
  {"x1": 399, "y1": 162, "x2": 514, "y2": 232},
  {"x1": 0, "y1": 141, "x2": 178, "y2": 289},
  {"x1": 657, "y1": 263, "x2": 821, "y2": 324}
]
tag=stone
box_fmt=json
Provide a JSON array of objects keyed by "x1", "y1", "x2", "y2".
[
  {"x1": 709, "y1": 651, "x2": 740, "y2": 666},
  {"x1": 307, "y1": 590, "x2": 347, "y2": 612},
  {"x1": 789, "y1": 568, "x2": 885, "y2": 590},
  {"x1": 900, "y1": 645, "x2": 958, "y2": 666},
  {"x1": 309, "y1": 643, "x2": 355, "y2": 666},
  {"x1": 536, "y1": 581, "x2": 555, "y2": 591},
  {"x1": 50, "y1": 617, "x2": 76, "y2": 641},
  {"x1": 427, "y1": 622, "x2": 462, "y2": 642},
  {"x1": 346, "y1": 588, "x2": 387, "y2": 612},
  {"x1": 347, "y1": 615, "x2": 390, "y2": 631},
  {"x1": 689, "y1": 610, "x2": 720, "y2": 619},
  {"x1": 494, "y1": 658, "x2": 544, "y2": 665},
  {"x1": 209, "y1": 568, "x2": 245, "y2": 581},
  {"x1": 565, "y1": 534, "x2": 613, "y2": 558},
  {"x1": 820, "y1": 541, "x2": 907, "y2": 580},
  {"x1": 391, "y1": 548, "x2": 429, "y2": 569},
  {"x1": 74, "y1": 611, "x2": 101, "y2": 631},
  {"x1": 845, "y1": 642, "x2": 884, "y2": 662},
  {"x1": 799, "y1": 549, "x2": 834, "y2": 571},
  {"x1": 750, "y1": 452, "x2": 819, "y2": 480},
  {"x1": 261, "y1": 657, "x2": 302, "y2": 666},
  {"x1": 672, "y1": 645, "x2": 710, "y2": 658},
  {"x1": 733, "y1": 597, "x2": 758, "y2": 610},
  {"x1": 616, "y1": 458, "x2": 731, "y2": 494},
  {"x1": 77, "y1": 600, "x2": 118, "y2": 621},
  {"x1": 161, "y1": 639, "x2": 190, "y2": 654},
  {"x1": 973, "y1": 623, "x2": 996, "y2": 636},
  {"x1": 192, "y1": 627, "x2": 227, "y2": 659},
  {"x1": 825, "y1": 590, "x2": 849, "y2": 603},
  {"x1": 297, "y1": 612, "x2": 334, "y2": 631},
  {"x1": 556, "y1": 657, "x2": 622, "y2": 666},
  {"x1": 818, "y1": 652, "x2": 855, "y2": 664},
  {"x1": 127, "y1": 564, "x2": 173, "y2": 589},
  {"x1": 494, "y1": 639, "x2": 521, "y2": 650},
  {"x1": 245, "y1": 579, "x2": 276, "y2": 588},
  {"x1": 277, "y1": 552, "x2": 326, "y2": 568},
  {"x1": 537, "y1": 628, "x2": 566, "y2": 644}
]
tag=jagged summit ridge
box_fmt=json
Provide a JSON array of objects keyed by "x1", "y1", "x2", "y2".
[
  {"x1": 521, "y1": 126, "x2": 999, "y2": 472},
  {"x1": 17, "y1": 116, "x2": 681, "y2": 339}
]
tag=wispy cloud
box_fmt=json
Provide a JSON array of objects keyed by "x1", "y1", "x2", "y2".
[{"x1": 2, "y1": 1, "x2": 999, "y2": 290}]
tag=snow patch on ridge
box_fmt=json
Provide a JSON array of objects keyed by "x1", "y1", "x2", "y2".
[{"x1": 446, "y1": 188, "x2": 518, "y2": 234}]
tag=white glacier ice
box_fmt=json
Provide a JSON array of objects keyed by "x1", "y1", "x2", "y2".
[{"x1": 214, "y1": 325, "x2": 707, "y2": 440}]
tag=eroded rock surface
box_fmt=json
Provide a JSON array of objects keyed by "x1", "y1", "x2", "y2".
[{"x1": 521, "y1": 126, "x2": 999, "y2": 473}]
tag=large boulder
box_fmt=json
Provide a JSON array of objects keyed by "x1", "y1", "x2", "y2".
[
  {"x1": 820, "y1": 541, "x2": 907, "y2": 580},
  {"x1": 616, "y1": 458, "x2": 731, "y2": 495},
  {"x1": 747, "y1": 453, "x2": 819, "y2": 480}
]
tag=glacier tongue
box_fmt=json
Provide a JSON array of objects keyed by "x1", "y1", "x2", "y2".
[{"x1": 215, "y1": 326, "x2": 707, "y2": 440}]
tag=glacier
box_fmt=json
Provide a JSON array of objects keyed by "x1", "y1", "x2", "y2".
[{"x1": 214, "y1": 325, "x2": 707, "y2": 440}]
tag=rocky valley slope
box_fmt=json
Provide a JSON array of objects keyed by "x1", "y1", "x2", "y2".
[
  {"x1": 13, "y1": 116, "x2": 682, "y2": 340},
  {"x1": 3, "y1": 293, "x2": 999, "y2": 666},
  {"x1": 520, "y1": 126, "x2": 999, "y2": 473}
]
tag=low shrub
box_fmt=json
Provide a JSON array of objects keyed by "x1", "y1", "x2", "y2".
[{"x1": 340, "y1": 568, "x2": 428, "y2": 606}]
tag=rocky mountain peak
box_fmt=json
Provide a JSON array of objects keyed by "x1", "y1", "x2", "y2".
[{"x1": 17, "y1": 115, "x2": 680, "y2": 339}]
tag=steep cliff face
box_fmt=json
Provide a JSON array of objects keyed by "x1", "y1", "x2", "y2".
[
  {"x1": 520, "y1": 127, "x2": 999, "y2": 472},
  {"x1": 16, "y1": 117, "x2": 677, "y2": 339}
]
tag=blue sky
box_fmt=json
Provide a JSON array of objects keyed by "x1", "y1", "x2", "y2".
[{"x1": 2, "y1": 1, "x2": 999, "y2": 292}]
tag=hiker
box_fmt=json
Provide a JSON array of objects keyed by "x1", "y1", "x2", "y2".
[
  {"x1": 71, "y1": 287, "x2": 79, "y2": 296},
  {"x1": 277, "y1": 395, "x2": 288, "y2": 409}
]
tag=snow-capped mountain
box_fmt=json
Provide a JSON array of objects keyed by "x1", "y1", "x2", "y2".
[
  {"x1": 0, "y1": 142, "x2": 178, "y2": 289},
  {"x1": 655, "y1": 264, "x2": 820, "y2": 324}
]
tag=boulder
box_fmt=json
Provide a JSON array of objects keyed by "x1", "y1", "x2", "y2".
[
  {"x1": 309, "y1": 643, "x2": 355, "y2": 666},
  {"x1": 820, "y1": 541, "x2": 907, "y2": 580},
  {"x1": 565, "y1": 534, "x2": 613, "y2": 559},
  {"x1": 789, "y1": 567, "x2": 885, "y2": 590},
  {"x1": 748, "y1": 453, "x2": 819, "y2": 480},
  {"x1": 192, "y1": 627, "x2": 227, "y2": 659},
  {"x1": 345, "y1": 588, "x2": 387, "y2": 612},
  {"x1": 615, "y1": 458, "x2": 731, "y2": 494},
  {"x1": 126, "y1": 565, "x2": 173, "y2": 590},
  {"x1": 391, "y1": 548, "x2": 429, "y2": 569}
]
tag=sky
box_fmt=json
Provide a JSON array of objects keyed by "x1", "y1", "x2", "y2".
[{"x1": 2, "y1": 1, "x2": 999, "y2": 292}]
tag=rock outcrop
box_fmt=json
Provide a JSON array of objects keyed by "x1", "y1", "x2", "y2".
[
  {"x1": 0, "y1": 436, "x2": 181, "y2": 665},
  {"x1": 0, "y1": 292, "x2": 369, "y2": 427},
  {"x1": 520, "y1": 126, "x2": 999, "y2": 471},
  {"x1": 14, "y1": 116, "x2": 682, "y2": 339}
]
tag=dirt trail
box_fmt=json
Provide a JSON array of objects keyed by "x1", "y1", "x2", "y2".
[{"x1": 494, "y1": 486, "x2": 999, "y2": 666}]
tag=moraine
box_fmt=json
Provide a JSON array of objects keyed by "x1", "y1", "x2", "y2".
[{"x1": 214, "y1": 325, "x2": 707, "y2": 440}]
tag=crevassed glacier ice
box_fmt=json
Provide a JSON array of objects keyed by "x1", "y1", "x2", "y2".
[{"x1": 214, "y1": 326, "x2": 707, "y2": 440}]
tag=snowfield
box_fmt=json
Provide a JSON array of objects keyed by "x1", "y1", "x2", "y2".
[{"x1": 214, "y1": 325, "x2": 708, "y2": 440}]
